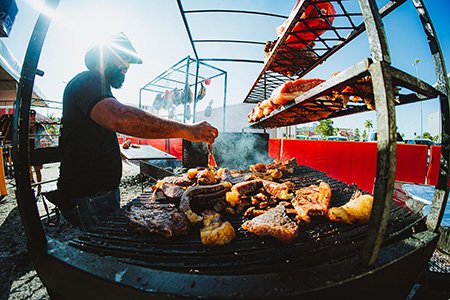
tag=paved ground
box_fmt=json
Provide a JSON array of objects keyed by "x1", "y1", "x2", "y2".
[{"x1": 0, "y1": 161, "x2": 143, "y2": 300}]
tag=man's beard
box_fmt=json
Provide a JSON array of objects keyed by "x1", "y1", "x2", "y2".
[{"x1": 105, "y1": 63, "x2": 126, "y2": 89}]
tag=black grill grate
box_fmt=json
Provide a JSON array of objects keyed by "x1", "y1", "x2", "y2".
[{"x1": 69, "y1": 165, "x2": 423, "y2": 275}]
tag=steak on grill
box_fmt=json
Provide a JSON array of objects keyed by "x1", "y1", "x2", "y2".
[
  {"x1": 158, "y1": 182, "x2": 185, "y2": 200},
  {"x1": 241, "y1": 203, "x2": 299, "y2": 243},
  {"x1": 126, "y1": 195, "x2": 189, "y2": 238},
  {"x1": 292, "y1": 181, "x2": 332, "y2": 223}
]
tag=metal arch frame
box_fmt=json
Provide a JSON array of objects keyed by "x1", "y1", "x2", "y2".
[
  {"x1": 11, "y1": 1, "x2": 447, "y2": 296},
  {"x1": 357, "y1": 0, "x2": 397, "y2": 266},
  {"x1": 13, "y1": 0, "x2": 60, "y2": 251},
  {"x1": 412, "y1": 0, "x2": 449, "y2": 233},
  {"x1": 357, "y1": 0, "x2": 449, "y2": 266}
]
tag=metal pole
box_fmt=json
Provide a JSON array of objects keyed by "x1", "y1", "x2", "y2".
[
  {"x1": 413, "y1": 59, "x2": 423, "y2": 136},
  {"x1": 223, "y1": 72, "x2": 228, "y2": 132},
  {"x1": 183, "y1": 56, "x2": 191, "y2": 124},
  {"x1": 192, "y1": 60, "x2": 200, "y2": 123},
  {"x1": 176, "y1": 0, "x2": 199, "y2": 61},
  {"x1": 138, "y1": 88, "x2": 142, "y2": 110}
]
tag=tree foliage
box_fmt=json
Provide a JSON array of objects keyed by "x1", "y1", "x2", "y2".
[
  {"x1": 362, "y1": 129, "x2": 367, "y2": 141},
  {"x1": 364, "y1": 119, "x2": 373, "y2": 132},
  {"x1": 354, "y1": 128, "x2": 360, "y2": 141},
  {"x1": 421, "y1": 131, "x2": 433, "y2": 140},
  {"x1": 315, "y1": 119, "x2": 335, "y2": 137}
]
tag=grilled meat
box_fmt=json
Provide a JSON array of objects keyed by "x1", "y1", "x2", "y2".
[
  {"x1": 271, "y1": 78, "x2": 325, "y2": 106},
  {"x1": 265, "y1": 43, "x2": 319, "y2": 76},
  {"x1": 233, "y1": 180, "x2": 264, "y2": 195},
  {"x1": 247, "y1": 103, "x2": 265, "y2": 123},
  {"x1": 242, "y1": 204, "x2": 299, "y2": 243},
  {"x1": 292, "y1": 181, "x2": 332, "y2": 223},
  {"x1": 226, "y1": 180, "x2": 263, "y2": 209},
  {"x1": 247, "y1": 78, "x2": 325, "y2": 122},
  {"x1": 158, "y1": 174, "x2": 195, "y2": 187},
  {"x1": 200, "y1": 210, "x2": 236, "y2": 246},
  {"x1": 261, "y1": 180, "x2": 294, "y2": 200},
  {"x1": 197, "y1": 168, "x2": 219, "y2": 185},
  {"x1": 187, "y1": 168, "x2": 198, "y2": 179},
  {"x1": 180, "y1": 182, "x2": 233, "y2": 224},
  {"x1": 250, "y1": 158, "x2": 297, "y2": 177},
  {"x1": 158, "y1": 182, "x2": 184, "y2": 200},
  {"x1": 328, "y1": 191, "x2": 373, "y2": 224},
  {"x1": 126, "y1": 199, "x2": 189, "y2": 238}
]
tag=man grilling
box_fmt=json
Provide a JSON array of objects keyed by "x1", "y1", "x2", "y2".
[{"x1": 57, "y1": 32, "x2": 218, "y2": 230}]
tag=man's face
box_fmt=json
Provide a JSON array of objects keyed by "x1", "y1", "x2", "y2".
[{"x1": 105, "y1": 55, "x2": 130, "y2": 89}]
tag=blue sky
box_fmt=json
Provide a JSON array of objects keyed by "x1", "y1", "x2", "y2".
[{"x1": 3, "y1": 0, "x2": 449, "y2": 139}]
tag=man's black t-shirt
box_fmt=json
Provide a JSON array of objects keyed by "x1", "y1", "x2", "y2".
[{"x1": 58, "y1": 70, "x2": 122, "y2": 198}]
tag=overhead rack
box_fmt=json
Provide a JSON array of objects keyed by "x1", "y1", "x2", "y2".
[
  {"x1": 249, "y1": 58, "x2": 442, "y2": 128},
  {"x1": 243, "y1": 0, "x2": 407, "y2": 104}
]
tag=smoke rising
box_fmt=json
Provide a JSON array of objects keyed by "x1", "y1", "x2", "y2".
[{"x1": 212, "y1": 132, "x2": 271, "y2": 170}]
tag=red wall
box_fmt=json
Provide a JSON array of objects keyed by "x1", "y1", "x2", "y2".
[
  {"x1": 427, "y1": 146, "x2": 450, "y2": 186},
  {"x1": 118, "y1": 136, "x2": 183, "y2": 160},
  {"x1": 268, "y1": 139, "x2": 281, "y2": 160},
  {"x1": 277, "y1": 139, "x2": 428, "y2": 192}
]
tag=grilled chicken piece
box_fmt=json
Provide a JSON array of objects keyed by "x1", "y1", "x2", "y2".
[
  {"x1": 200, "y1": 210, "x2": 236, "y2": 246},
  {"x1": 250, "y1": 158, "x2": 297, "y2": 178},
  {"x1": 251, "y1": 193, "x2": 268, "y2": 205},
  {"x1": 187, "y1": 168, "x2": 198, "y2": 179},
  {"x1": 126, "y1": 200, "x2": 189, "y2": 238},
  {"x1": 247, "y1": 103, "x2": 264, "y2": 123},
  {"x1": 250, "y1": 163, "x2": 267, "y2": 173},
  {"x1": 292, "y1": 181, "x2": 332, "y2": 223},
  {"x1": 244, "y1": 207, "x2": 267, "y2": 218},
  {"x1": 328, "y1": 192, "x2": 374, "y2": 224},
  {"x1": 197, "y1": 168, "x2": 219, "y2": 185},
  {"x1": 261, "y1": 180, "x2": 294, "y2": 200},
  {"x1": 242, "y1": 204, "x2": 298, "y2": 243}
]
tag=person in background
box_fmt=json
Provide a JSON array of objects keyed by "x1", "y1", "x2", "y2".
[
  {"x1": 29, "y1": 109, "x2": 51, "y2": 193},
  {"x1": 57, "y1": 32, "x2": 218, "y2": 230}
]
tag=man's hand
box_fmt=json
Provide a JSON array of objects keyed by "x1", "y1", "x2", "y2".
[{"x1": 185, "y1": 121, "x2": 219, "y2": 144}]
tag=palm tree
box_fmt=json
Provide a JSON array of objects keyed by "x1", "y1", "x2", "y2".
[{"x1": 364, "y1": 119, "x2": 373, "y2": 134}]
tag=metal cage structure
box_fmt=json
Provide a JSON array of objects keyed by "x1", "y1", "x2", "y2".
[
  {"x1": 139, "y1": 55, "x2": 228, "y2": 130},
  {"x1": 11, "y1": 0, "x2": 449, "y2": 299},
  {"x1": 242, "y1": 0, "x2": 449, "y2": 267}
]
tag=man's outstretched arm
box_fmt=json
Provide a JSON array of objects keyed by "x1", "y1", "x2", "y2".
[{"x1": 90, "y1": 98, "x2": 218, "y2": 144}]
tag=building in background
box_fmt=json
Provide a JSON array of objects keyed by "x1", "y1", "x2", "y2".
[{"x1": 427, "y1": 111, "x2": 440, "y2": 138}]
